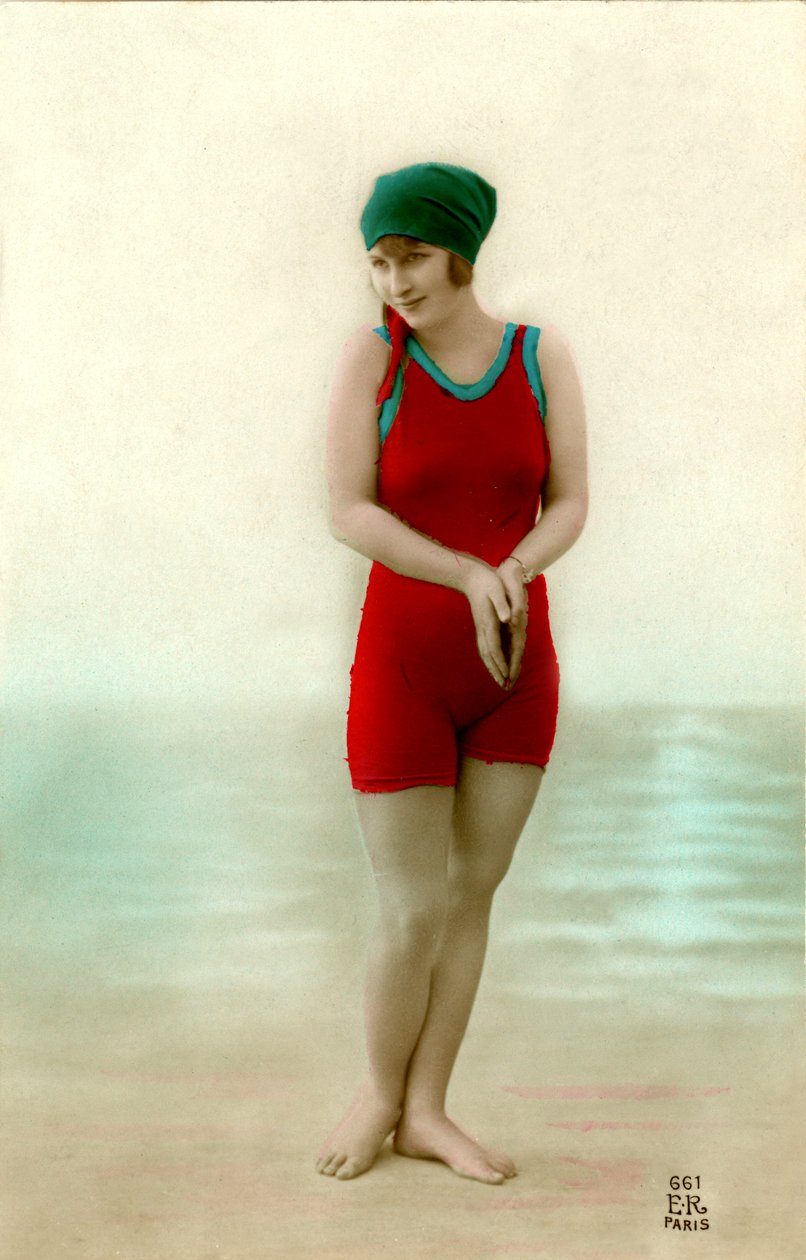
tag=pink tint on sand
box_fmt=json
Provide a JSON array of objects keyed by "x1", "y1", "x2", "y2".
[
  {"x1": 503, "y1": 1084, "x2": 730, "y2": 1100},
  {"x1": 471, "y1": 1157, "x2": 647, "y2": 1214},
  {"x1": 470, "y1": 1194, "x2": 567, "y2": 1212},
  {"x1": 473, "y1": 1190, "x2": 638, "y2": 1212},
  {"x1": 547, "y1": 1119, "x2": 731, "y2": 1132},
  {"x1": 433, "y1": 1241, "x2": 614, "y2": 1259},
  {"x1": 557, "y1": 1155, "x2": 645, "y2": 1188}
]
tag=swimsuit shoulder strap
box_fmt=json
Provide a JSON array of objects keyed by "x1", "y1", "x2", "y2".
[
  {"x1": 520, "y1": 324, "x2": 547, "y2": 425},
  {"x1": 371, "y1": 326, "x2": 404, "y2": 444}
]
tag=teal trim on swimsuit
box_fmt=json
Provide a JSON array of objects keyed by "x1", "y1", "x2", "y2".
[
  {"x1": 406, "y1": 322, "x2": 518, "y2": 401},
  {"x1": 372, "y1": 326, "x2": 402, "y2": 443},
  {"x1": 521, "y1": 325, "x2": 547, "y2": 424},
  {"x1": 379, "y1": 366, "x2": 404, "y2": 443},
  {"x1": 371, "y1": 320, "x2": 541, "y2": 440}
]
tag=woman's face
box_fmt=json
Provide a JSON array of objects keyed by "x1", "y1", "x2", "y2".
[{"x1": 367, "y1": 239, "x2": 461, "y2": 328}]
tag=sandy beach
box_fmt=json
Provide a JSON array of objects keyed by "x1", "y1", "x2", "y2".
[{"x1": 2, "y1": 701, "x2": 802, "y2": 1260}]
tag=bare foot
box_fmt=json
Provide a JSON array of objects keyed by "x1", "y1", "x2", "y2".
[
  {"x1": 393, "y1": 1111, "x2": 517, "y2": 1184},
  {"x1": 315, "y1": 1081, "x2": 402, "y2": 1180}
]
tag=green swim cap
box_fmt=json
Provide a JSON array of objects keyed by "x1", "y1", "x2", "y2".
[{"x1": 360, "y1": 162, "x2": 497, "y2": 264}]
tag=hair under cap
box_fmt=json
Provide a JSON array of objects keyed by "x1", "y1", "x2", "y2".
[{"x1": 360, "y1": 162, "x2": 497, "y2": 264}]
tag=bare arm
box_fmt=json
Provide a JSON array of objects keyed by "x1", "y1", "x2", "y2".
[
  {"x1": 326, "y1": 326, "x2": 514, "y2": 685},
  {"x1": 495, "y1": 324, "x2": 588, "y2": 685},
  {"x1": 503, "y1": 323, "x2": 589, "y2": 581},
  {"x1": 326, "y1": 327, "x2": 476, "y2": 588}
]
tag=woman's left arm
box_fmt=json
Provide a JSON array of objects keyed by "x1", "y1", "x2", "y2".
[
  {"x1": 495, "y1": 324, "x2": 588, "y2": 685},
  {"x1": 502, "y1": 323, "x2": 589, "y2": 583}
]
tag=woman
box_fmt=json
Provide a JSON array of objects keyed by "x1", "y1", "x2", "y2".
[{"x1": 318, "y1": 162, "x2": 587, "y2": 1184}]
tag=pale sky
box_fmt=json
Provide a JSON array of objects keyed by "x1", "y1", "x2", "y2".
[{"x1": 2, "y1": 1, "x2": 803, "y2": 709}]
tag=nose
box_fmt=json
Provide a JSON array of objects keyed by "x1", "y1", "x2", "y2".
[{"x1": 387, "y1": 264, "x2": 412, "y2": 299}]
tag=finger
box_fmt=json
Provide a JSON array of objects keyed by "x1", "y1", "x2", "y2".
[
  {"x1": 501, "y1": 586, "x2": 528, "y2": 632},
  {"x1": 472, "y1": 596, "x2": 511, "y2": 684},
  {"x1": 482, "y1": 643, "x2": 508, "y2": 686},
  {"x1": 486, "y1": 626, "x2": 510, "y2": 683},
  {"x1": 508, "y1": 594, "x2": 527, "y2": 626},
  {"x1": 508, "y1": 587, "x2": 528, "y2": 635},
  {"x1": 497, "y1": 569, "x2": 522, "y2": 610},
  {"x1": 494, "y1": 596, "x2": 512, "y2": 623},
  {"x1": 482, "y1": 581, "x2": 511, "y2": 623},
  {"x1": 477, "y1": 635, "x2": 508, "y2": 687},
  {"x1": 506, "y1": 617, "x2": 526, "y2": 680},
  {"x1": 507, "y1": 624, "x2": 527, "y2": 686}
]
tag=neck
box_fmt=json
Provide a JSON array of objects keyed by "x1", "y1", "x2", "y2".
[{"x1": 408, "y1": 290, "x2": 501, "y2": 356}]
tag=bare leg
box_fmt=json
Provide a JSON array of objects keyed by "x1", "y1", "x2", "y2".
[
  {"x1": 315, "y1": 785, "x2": 454, "y2": 1179},
  {"x1": 393, "y1": 758, "x2": 543, "y2": 1183}
]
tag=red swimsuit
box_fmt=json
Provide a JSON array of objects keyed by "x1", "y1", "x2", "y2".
[{"x1": 346, "y1": 321, "x2": 560, "y2": 792}]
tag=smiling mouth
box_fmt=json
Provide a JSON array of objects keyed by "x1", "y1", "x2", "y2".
[{"x1": 397, "y1": 298, "x2": 424, "y2": 311}]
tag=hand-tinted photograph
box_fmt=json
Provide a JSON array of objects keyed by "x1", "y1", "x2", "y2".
[{"x1": 2, "y1": 4, "x2": 802, "y2": 1259}]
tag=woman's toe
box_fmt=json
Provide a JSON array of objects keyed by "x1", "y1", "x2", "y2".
[
  {"x1": 460, "y1": 1154, "x2": 505, "y2": 1185},
  {"x1": 487, "y1": 1148, "x2": 517, "y2": 1177},
  {"x1": 481, "y1": 1167, "x2": 506, "y2": 1185},
  {"x1": 335, "y1": 1157, "x2": 362, "y2": 1179}
]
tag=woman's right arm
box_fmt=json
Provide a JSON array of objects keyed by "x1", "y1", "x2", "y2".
[{"x1": 325, "y1": 327, "x2": 513, "y2": 686}]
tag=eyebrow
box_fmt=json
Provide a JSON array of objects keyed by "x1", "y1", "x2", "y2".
[{"x1": 368, "y1": 245, "x2": 431, "y2": 260}]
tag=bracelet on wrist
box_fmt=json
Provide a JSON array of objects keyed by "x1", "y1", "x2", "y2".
[{"x1": 506, "y1": 554, "x2": 534, "y2": 584}]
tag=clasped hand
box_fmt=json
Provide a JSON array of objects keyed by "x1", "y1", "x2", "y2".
[{"x1": 462, "y1": 556, "x2": 529, "y2": 689}]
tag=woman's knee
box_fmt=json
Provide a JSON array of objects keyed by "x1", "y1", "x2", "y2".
[
  {"x1": 375, "y1": 886, "x2": 448, "y2": 955},
  {"x1": 448, "y1": 852, "x2": 510, "y2": 908}
]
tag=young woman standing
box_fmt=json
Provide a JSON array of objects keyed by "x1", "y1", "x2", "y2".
[{"x1": 319, "y1": 163, "x2": 588, "y2": 1184}]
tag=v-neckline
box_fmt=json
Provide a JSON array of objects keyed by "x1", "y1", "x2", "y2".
[{"x1": 406, "y1": 322, "x2": 517, "y2": 401}]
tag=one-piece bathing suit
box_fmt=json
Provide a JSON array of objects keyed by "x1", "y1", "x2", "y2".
[{"x1": 346, "y1": 321, "x2": 560, "y2": 793}]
